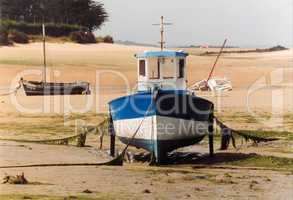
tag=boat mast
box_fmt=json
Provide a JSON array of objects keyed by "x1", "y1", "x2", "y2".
[
  {"x1": 153, "y1": 16, "x2": 172, "y2": 51},
  {"x1": 42, "y1": 20, "x2": 47, "y2": 83},
  {"x1": 40, "y1": 0, "x2": 47, "y2": 84},
  {"x1": 206, "y1": 39, "x2": 227, "y2": 82},
  {"x1": 159, "y1": 16, "x2": 165, "y2": 51}
]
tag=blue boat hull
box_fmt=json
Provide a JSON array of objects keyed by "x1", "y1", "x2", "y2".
[{"x1": 109, "y1": 90, "x2": 213, "y2": 163}]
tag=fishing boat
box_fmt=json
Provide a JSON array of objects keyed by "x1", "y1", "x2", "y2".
[
  {"x1": 21, "y1": 79, "x2": 90, "y2": 96},
  {"x1": 108, "y1": 17, "x2": 214, "y2": 163},
  {"x1": 21, "y1": 24, "x2": 90, "y2": 96}
]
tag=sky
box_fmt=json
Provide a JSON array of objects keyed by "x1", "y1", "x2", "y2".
[{"x1": 97, "y1": 0, "x2": 293, "y2": 47}]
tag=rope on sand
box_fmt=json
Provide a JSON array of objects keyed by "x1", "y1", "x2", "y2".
[
  {"x1": 0, "y1": 118, "x2": 125, "y2": 168},
  {"x1": 0, "y1": 155, "x2": 124, "y2": 169}
]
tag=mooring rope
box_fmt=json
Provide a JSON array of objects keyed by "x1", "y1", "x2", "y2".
[
  {"x1": 0, "y1": 99, "x2": 155, "y2": 169},
  {"x1": 0, "y1": 116, "x2": 280, "y2": 169},
  {"x1": 0, "y1": 119, "x2": 109, "y2": 146},
  {"x1": 214, "y1": 116, "x2": 278, "y2": 150},
  {"x1": 0, "y1": 157, "x2": 123, "y2": 169},
  {"x1": 0, "y1": 82, "x2": 22, "y2": 96},
  {"x1": 0, "y1": 118, "x2": 125, "y2": 168}
]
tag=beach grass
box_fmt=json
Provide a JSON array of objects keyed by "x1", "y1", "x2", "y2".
[
  {"x1": 226, "y1": 154, "x2": 293, "y2": 170},
  {"x1": 239, "y1": 130, "x2": 293, "y2": 141},
  {"x1": 0, "y1": 113, "x2": 106, "y2": 138}
]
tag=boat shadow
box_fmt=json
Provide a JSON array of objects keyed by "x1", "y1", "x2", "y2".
[
  {"x1": 164, "y1": 152, "x2": 257, "y2": 165},
  {"x1": 132, "y1": 151, "x2": 257, "y2": 165}
]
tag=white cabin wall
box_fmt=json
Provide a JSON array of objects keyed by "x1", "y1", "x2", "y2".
[{"x1": 137, "y1": 56, "x2": 187, "y2": 91}]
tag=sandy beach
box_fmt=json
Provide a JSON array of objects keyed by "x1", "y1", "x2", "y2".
[{"x1": 0, "y1": 43, "x2": 292, "y2": 199}]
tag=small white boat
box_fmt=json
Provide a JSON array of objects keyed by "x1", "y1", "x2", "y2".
[{"x1": 190, "y1": 77, "x2": 232, "y2": 92}]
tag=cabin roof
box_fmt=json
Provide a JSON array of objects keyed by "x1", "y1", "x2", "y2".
[{"x1": 135, "y1": 50, "x2": 188, "y2": 58}]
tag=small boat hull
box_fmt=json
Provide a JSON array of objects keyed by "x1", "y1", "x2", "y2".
[
  {"x1": 109, "y1": 90, "x2": 214, "y2": 163},
  {"x1": 22, "y1": 80, "x2": 91, "y2": 96}
]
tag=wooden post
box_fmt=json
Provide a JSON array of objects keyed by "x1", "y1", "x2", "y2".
[
  {"x1": 99, "y1": 132, "x2": 104, "y2": 150},
  {"x1": 208, "y1": 113, "x2": 214, "y2": 157},
  {"x1": 109, "y1": 114, "x2": 116, "y2": 157},
  {"x1": 77, "y1": 132, "x2": 86, "y2": 147},
  {"x1": 110, "y1": 134, "x2": 115, "y2": 157},
  {"x1": 160, "y1": 16, "x2": 164, "y2": 51}
]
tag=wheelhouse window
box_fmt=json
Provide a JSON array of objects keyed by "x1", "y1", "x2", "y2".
[
  {"x1": 139, "y1": 60, "x2": 146, "y2": 76},
  {"x1": 148, "y1": 58, "x2": 160, "y2": 79},
  {"x1": 179, "y1": 59, "x2": 185, "y2": 78},
  {"x1": 162, "y1": 58, "x2": 175, "y2": 79}
]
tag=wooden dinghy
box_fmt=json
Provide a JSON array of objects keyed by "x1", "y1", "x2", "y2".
[
  {"x1": 21, "y1": 79, "x2": 90, "y2": 96},
  {"x1": 22, "y1": 23, "x2": 90, "y2": 96}
]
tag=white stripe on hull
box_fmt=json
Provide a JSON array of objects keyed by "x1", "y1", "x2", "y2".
[{"x1": 113, "y1": 116, "x2": 208, "y2": 141}]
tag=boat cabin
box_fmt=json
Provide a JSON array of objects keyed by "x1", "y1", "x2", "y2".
[{"x1": 135, "y1": 50, "x2": 189, "y2": 91}]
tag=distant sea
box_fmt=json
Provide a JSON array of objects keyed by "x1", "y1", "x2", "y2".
[{"x1": 114, "y1": 40, "x2": 293, "y2": 49}]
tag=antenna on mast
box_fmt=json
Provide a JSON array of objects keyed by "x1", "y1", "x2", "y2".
[{"x1": 152, "y1": 16, "x2": 173, "y2": 51}]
